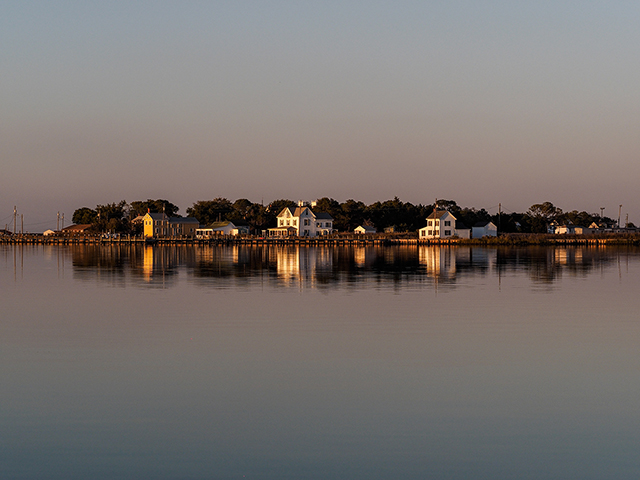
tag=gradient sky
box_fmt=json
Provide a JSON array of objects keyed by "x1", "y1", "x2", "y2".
[{"x1": 2, "y1": 1, "x2": 639, "y2": 230}]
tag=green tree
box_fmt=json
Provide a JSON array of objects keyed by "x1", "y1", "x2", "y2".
[
  {"x1": 72, "y1": 207, "x2": 97, "y2": 225},
  {"x1": 228, "y1": 198, "x2": 253, "y2": 222},
  {"x1": 94, "y1": 201, "x2": 129, "y2": 233},
  {"x1": 186, "y1": 198, "x2": 233, "y2": 225},
  {"x1": 527, "y1": 202, "x2": 562, "y2": 233},
  {"x1": 130, "y1": 199, "x2": 179, "y2": 218},
  {"x1": 340, "y1": 199, "x2": 367, "y2": 232}
]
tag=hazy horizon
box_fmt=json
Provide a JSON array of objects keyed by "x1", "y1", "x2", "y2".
[{"x1": 2, "y1": 1, "x2": 639, "y2": 231}]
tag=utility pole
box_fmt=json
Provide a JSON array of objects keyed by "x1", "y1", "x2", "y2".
[
  {"x1": 498, "y1": 203, "x2": 501, "y2": 232},
  {"x1": 21, "y1": 214, "x2": 23, "y2": 234},
  {"x1": 57, "y1": 212, "x2": 60, "y2": 231},
  {"x1": 61, "y1": 213, "x2": 64, "y2": 230},
  {"x1": 618, "y1": 205, "x2": 622, "y2": 228},
  {"x1": 14, "y1": 206, "x2": 17, "y2": 234}
]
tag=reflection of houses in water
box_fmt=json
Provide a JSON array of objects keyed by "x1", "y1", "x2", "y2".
[
  {"x1": 418, "y1": 246, "x2": 496, "y2": 279},
  {"x1": 142, "y1": 246, "x2": 154, "y2": 280},
  {"x1": 353, "y1": 246, "x2": 379, "y2": 268},
  {"x1": 273, "y1": 246, "x2": 334, "y2": 284},
  {"x1": 419, "y1": 246, "x2": 456, "y2": 279},
  {"x1": 140, "y1": 246, "x2": 196, "y2": 283},
  {"x1": 275, "y1": 247, "x2": 300, "y2": 280},
  {"x1": 554, "y1": 247, "x2": 585, "y2": 266}
]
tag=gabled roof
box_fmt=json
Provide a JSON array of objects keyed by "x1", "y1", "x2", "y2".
[
  {"x1": 62, "y1": 224, "x2": 92, "y2": 232},
  {"x1": 145, "y1": 212, "x2": 167, "y2": 220},
  {"x1": 473, "y1": 221, "x2": 494, "y2": 228},
  {"x1": 276, "y1": 207, "x2": 296, "y2": 218},
  {"x1": 455, "y1": 220, "x2": 469, "y2": 230},
  {"x1": 426, "y1": 210, "x2": 455, "y2": 220},
  {"x1": 205, "y1": 221, "x2": 234, "y2": 229},
  {"x1": 293, "y1": 206, "x2": 313, "y2": 217},
  {"x1": 314, "y1": 212, "x2": 333, "y2": 220}
]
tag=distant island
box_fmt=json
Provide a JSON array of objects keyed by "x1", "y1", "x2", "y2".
[{"x1": 1, "y1": 198, "x2": 636, "y2": 240}]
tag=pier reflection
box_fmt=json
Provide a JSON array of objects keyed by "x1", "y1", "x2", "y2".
[{"x1": 57, "y1": 244, "x2": 635, "y2": 289}]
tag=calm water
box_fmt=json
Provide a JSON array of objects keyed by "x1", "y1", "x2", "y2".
[{"x1": 2, "y1": 244, "x2": 640, "y2": 480}]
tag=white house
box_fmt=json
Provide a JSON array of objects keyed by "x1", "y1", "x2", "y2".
[
  {"x1": 472, "y1": 221, "x2": 498, "y2": 238},
  {"x1": 419, "y1": 210, "x2": 470, "y2": 239},
  {"x1": 269, "y1": 203, "x2": 334, "y2": 237},
  {"x1": 553, "y1": 224, "x2": 593, "y2": 235},
  {"x1": 354, "y1": 225, "x2": 376, "y2": 234},
  {"x1": 196, "y1": 221, "x2": 250, "y2": 238}
]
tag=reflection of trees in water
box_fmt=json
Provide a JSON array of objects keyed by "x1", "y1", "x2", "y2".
[
  {"x1": 495, "y1": 246, "x2": 622, "y2": 284},
  {"x1": 71, "y1": 245, "x2": 197, "y2": 287},
  {"x1": 68, "y1": 244, "x2": 639, "y2": 289}
]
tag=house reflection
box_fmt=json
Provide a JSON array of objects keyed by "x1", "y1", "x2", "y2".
[
  {"x1": 272, "y1": 246, "x2": 334, "y2": 286},
  {"x1": 417, "y1": 246, "x2": 496, "y2": 280},
  {"x1": 66, "y1": 244, "x2": 626, "y2": 289},
  {"x1": 419, "y1": 246, "x2": 456, "y2": 279},
  {"x1": 139, "y1": 245, "x2": 196, "y2": 284}
]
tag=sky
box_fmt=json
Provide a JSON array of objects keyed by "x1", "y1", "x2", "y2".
[{"x1": 2, "y1": 1, "x2": 639, "y2": 231}]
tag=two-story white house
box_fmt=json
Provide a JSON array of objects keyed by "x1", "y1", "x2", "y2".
[
  {"x1": 269, "y1": 203, "x2": 334, "y2": 237},
  {"x1": 419, "y1": 210, "x2": 470, "y2": 239}
]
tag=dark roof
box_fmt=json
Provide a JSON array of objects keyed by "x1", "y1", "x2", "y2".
[
  {"x1": 146, "y1": 213, "x2": 198, "y2": 224},
  {"x1": 455, "y1": 221, "x2": 469, "y2": 229},
  {"x1": 314, "y1": 212, "x2": 333, "y2": 220},
  {"x1": 473, "y1": 221, "x2": 491, "y2": 227},
  {"x1": 426, "y1": 210, "x2": 453, "y2": 220},
  {"x1": 169, "y1": 217, "x2": 199, "y2": 224}
]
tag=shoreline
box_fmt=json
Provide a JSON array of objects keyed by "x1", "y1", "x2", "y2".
[{"x1": 3, "y1": 233, "x2": 640, "y2": 247}]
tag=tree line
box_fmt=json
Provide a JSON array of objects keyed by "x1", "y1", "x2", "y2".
[{"x1": 72, "y1": 198, "x2": 623, "y2": 234}]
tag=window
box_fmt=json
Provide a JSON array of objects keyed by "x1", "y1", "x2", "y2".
[
  {"x1": 428, "y1": 230, "x2": 433, "y2": 235},
  {"x1": 421, "y1": 231, "x2": 425, "y2": 237},
  {"x1": 444, "y1": 221, "x2": 451, "y2": 226},
  {"x1": 444, "y1": 230, "x2": 451, "y2": 236},
  {"x1": 280, "y1": 219, "x2": 284, "y2": 226},
  {"x1": 286, "y1": 220, "x2": 290, "y2": 226},
  {"x1": 428, "y1": 220, "x2": 432, "y2": 226},
  {"x1": 435, "y1": 220, "x2": 440, "y2": 226},
  {"x1": 293, "y1": 220, "x2": 297, "y2": 226}
]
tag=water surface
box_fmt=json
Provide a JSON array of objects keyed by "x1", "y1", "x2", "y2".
[{"x1": 2, "y1": 245, "x2": 640, "y2": 479}]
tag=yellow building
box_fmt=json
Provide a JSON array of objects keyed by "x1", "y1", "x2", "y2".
[{"x1": 143, "y1": 213, "x2": 199, "y2": 238}]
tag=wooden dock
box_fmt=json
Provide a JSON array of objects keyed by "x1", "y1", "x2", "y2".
[{"x1": 2, "y1": 234, "x2": 640, "y2": 246}]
